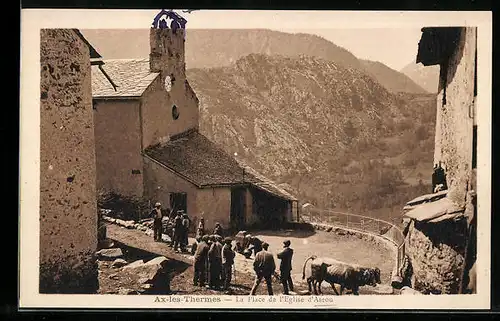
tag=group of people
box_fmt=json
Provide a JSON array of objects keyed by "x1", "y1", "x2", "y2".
[
  {"x1": 148, "y1": 202, "x2": 295, "y2": 295},
  {"x1": 193, "y1": 234, "x2": 235, "y2": 293},
  {"x1": 149, "y1": 202, "x2": 191, "y2": 252}
]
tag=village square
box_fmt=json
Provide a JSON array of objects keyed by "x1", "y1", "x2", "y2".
[{"x1": 36, "y1": 10, "x2": 479, "y2": 299}]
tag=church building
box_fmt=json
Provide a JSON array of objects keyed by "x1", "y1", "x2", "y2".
[{"x1": 90, "y1": 11, "x2": 298, "y2": 232}]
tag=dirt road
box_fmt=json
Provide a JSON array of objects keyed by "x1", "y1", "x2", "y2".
[{"x1": 105, "y1": 224, "x2": 394, "y2": 295}]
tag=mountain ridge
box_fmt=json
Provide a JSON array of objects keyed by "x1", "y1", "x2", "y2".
[{"x1": 81, "y1": 28, "x2": 427, "y2": 95}]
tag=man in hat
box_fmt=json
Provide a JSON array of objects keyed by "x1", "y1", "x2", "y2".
[
  {"x1": 149, "y1": 202, "x2": 164, "y2": 242},
  {"x1": 172, "y1": 210, "x2": 183, "y2": 251},
  {"x1": 222, "y1": 237, "x2": 236, "y2": 292},
  {"x1": 180, "y1": 212, "x2": 190, "y2": 252},
  {"x1": 213, "y1": 222, "x2": 223, "y2": 238},
  {"x1": 208, "y1": 235, "x2": 223, "y2": 290},
  {"x1": 277, "y1": 240, "x2": 294, "y2": 295},
  {"x1": 193, "y1": 235, "x2": 210, "y2": 287},
  {"x1": 250, "y1": 242, "x2": 276, "y2": 295}
]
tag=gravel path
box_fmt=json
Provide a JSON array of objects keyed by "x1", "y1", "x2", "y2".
[{"x1": 105, "y1": 224, "x2": 395, "y2": 295}]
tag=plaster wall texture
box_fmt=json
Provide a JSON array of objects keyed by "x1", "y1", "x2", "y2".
[
  {"x1": 39, "y1": 29, "x2": 98, "y2": 293},
  {"x1": 93, "y1": 99, "x2": 144, "y2": 197},
  {"x1": 433, "y1": 27, "x2": 477, "y2": 207}
]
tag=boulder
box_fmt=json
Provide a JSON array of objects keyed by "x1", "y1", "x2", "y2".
[
  {"x1": 326, "y1": 227, "x2": 333, "y2": 232},
  {"x1": 145, "y1": 256, "x2": 169, "y2": 269},
  {"x1": 124, "y1": 220, "x2": 136, "y2": 229},
  {"x1": 337, "y1": 230, "x2": 346, "y2": 236},
  {"x1": 112, "y1": 258, "x2": 128, "y2": 268},
  {"x1": 120, "y1": 261, "x2": 168, "y2": 289},
  {"x1": 115, "y1": 219, "x2": 126, "y2": 226},
  {"x1": 123, "y1": 259, "x2": 145, "y2": 270},
  {"x1": 145, "y1": 230, "x2": 153, "y2": 237},
  {"x1": 96, "y1": 248, "x2": 123, "y2": 260},
  {"x1": 118, "y1": 288, "x2": 141, "y2": 295},
  {"x1": 400, "y1": 286, "x2": 422, "y2": 295},
  {"x1": 161, "y1": 234, "x2": 171, "y2": 243}
]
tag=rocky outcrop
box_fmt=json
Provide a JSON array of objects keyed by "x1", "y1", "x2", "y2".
[
  {"x1": 405, "y1": 219, "x2": 466, "y2": 294},
  {"x1": 96, "y1": 248, "x2": 124, "y2": 260}
]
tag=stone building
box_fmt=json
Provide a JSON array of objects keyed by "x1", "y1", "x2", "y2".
[
  {"x1": 397, "y1": 27, "x2": 477, "y2": 294},
  {"x1": 89, "y1": 12, "x2": 298, "y2": 232},
  {"x1": 39, "y1": 29, "x2": 105, "y2": 293}
]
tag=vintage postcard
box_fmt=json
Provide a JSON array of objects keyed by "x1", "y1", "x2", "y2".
[{"x1": 19, "y1": 9, "x2": 492, "y2": 309}]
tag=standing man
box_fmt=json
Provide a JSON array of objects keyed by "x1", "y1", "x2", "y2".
[
  {"x1": 193, "y1": 235, "x2": 210, "y2": 287},
  {"x1": 208, "y1": 235, "x2": 223, "y2": 290},
  {"x1": 181, "y1": 213, "x2": 190, "y2": 252},
  {"x1": 250, "y1": 242, "x2": 276, "y2": 295},
  {"x1": 277, "y1": 239, "x2": 294, "y2": 295},
  {"x1": 172, "y1": 211, "x2": 183, "y2": 251},
  {"x1": 150, "y1": 202, "x2": 164, "y2": 242},
  {"x1": 222, "y1": 237, "x2": 236, "y2": 293}
]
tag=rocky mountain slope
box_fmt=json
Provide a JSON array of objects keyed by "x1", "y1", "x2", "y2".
[
  {"x1": 81, "y1": 29, "x2": 425, "y2": 95},
  {"x1": 401, "y1": 62, "x2": 440, "y2": 93},
  {"x1": 361, "y1": 59, "x2": 428, "y2": 94},
  {"x1": 187, "y1": 54, "x2": 437, "y2": 220}
]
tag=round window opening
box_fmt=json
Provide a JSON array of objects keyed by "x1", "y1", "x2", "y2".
[{"x1": 172, "y1": 105, "x2": 180, "y2": 120}]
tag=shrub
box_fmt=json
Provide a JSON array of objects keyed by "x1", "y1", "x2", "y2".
[{"x1": 97, "y1": 190, "x2": 151, "y2": 221}]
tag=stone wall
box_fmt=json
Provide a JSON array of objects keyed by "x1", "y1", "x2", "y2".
[
  {"x1": 93, "y1": 99, "x2": 144, "y2": 197},
  {"x1": 434, "y1": 27, "x2": 477, "y2": 207},
  {"x1": 196, "y1": 187, "x2": 232, "y2": 233},
  {"x1": 39, "y1": 29, "x2": 98, "y2": 293},
  {"x1": 405, "y1": 219, "x2": 467, "y2": 294}
]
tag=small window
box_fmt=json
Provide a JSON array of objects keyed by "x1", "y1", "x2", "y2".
[
  {"x1": 172, "y1": 105, "x2": 179, "y2": 120},
  {"x1": 131, "y1": 169, "x2": 141, "y2": 174}
]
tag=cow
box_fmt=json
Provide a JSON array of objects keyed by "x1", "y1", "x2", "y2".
[{"x1": 301, "y1": 255, "x2": 381, "y2": 295}]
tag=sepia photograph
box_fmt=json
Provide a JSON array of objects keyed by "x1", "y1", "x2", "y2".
[{"x1": 20, "y1": 9, "x2": 492, "y2": 309}]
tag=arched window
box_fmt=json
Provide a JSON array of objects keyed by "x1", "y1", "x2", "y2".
[{"x1": 172, "y1": 105, "x2": 179, "y2": 120}]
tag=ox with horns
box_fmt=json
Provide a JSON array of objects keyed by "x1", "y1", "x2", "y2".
[{"x1": 301, "y1": 255, "x2": 381, "y2": 295}]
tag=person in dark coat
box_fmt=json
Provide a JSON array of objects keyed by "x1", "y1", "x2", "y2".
[
  {"x1": 193, "y1": 235, "x2": 210, "y2": 287},
  {"x1": 221, "y1": 237, "x2": 236, "y2": 292},
  {"x1": 208, "y1": 235, "x2": 223, "y2": 290},
  {"x1": 250, "y1": 242, "x2": 276, "y2": 295},
  {"x1": 277, "y1": 239, "x2": 294, "y2": 295},
  {"x1": 181, "y1": 213, "x2": 190, "y2": 252},
  {"x1": 172, "y1": 211, "x2": 183, "y2": 251},
  {"x1": 150, "y1": 202, "x2": 164, "y2": 242}
]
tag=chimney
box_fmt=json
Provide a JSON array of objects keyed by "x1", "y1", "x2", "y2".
[{"x1": 149, "y1": 10, "x2": 187, "y2": 79}]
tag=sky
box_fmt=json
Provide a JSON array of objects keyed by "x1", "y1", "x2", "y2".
[
  {"x1": 280, "y1": 28, "x2": 423, "y2": 71},
  {"x1": 173, "y1": 11, "x2": 425, "y2": 70},
  {"x1": 25, "y1": 9, "x2": 485, "y2": 70}
]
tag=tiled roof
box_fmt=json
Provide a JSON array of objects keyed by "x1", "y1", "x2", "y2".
[
  {"x1": 144, "y1": 130, "x2": 297, "y2": 201},
  {"x1": 91, "y1": 59, "x2": 159, "y2": 98},
  {"x1": 239, "y1": 162, "x2": 298, "y2": 201}
]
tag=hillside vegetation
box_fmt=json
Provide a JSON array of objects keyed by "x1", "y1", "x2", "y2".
[{"x1": 188, "y1": 54, "x2": 436, "y2": 222}]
